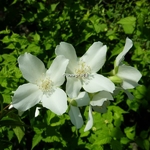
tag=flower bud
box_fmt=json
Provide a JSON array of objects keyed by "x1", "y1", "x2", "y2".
[
  {"x1": 109, "y1": 75, "x2": 123, "y2": 84},
  {"x1": 70, "y1": 100, "x2": 77, "y2": 107}
]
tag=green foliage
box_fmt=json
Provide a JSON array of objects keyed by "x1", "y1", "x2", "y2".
[{"x1": 0, "y1": 0, "x2": 150, "y2": 149}]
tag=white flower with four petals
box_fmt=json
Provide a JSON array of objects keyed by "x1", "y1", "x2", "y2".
[{"x1": 12, "y1": 53, "x2": 69, "y2": 115}]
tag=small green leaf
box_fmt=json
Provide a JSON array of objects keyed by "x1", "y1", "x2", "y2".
[
  {"x1": 127, "y1": 99, "x2": 139, "y2": 111},
  {"x1": 31, "y1": 134, "x2": 42, "y2": 150},
  {"x1": 117, "y1": 17, "x2": 136, "y2": 34},
  {"x1": 120, "y1": 137, "x2": 130, "y2": 144},
  {"x1": 51, "y1": 3, "x2": 59, "y2": 11},
  {"x1": 33, "y1": 33, "x2": 40, "y2": 42},
  {"x1": 13, "y1": 126, "x2": 25, "y2": 143},
  {"x1": 46, "y1": 110, "x2": 54, "y2": 124},
  {"x1": 124, "y1": 125, "x2": 136, "y2": 140}
]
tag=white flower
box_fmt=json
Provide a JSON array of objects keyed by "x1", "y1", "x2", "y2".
[
  {"x1": 12, "y1": 53, "x2": 69, "y2": 115},
  {"x1": 113, "y1": 37, "x2": 142, "y2": 90},
  {"x1": 84, "y1": 91, "x2": 113, "y2": 132},
  {"x1": 55, "y1": 42, "x2": 115, "y2": 98},
  {"x1": 68, "y1": 92, "x2": 90, "y2": 129}
]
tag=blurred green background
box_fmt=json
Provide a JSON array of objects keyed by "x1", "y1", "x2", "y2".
[{"x1": 0, "y1": 0, "x2": 150, "y2": 149}]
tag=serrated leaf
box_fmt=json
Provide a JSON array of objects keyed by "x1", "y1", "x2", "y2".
[
  {"x1": 117, "y1": 16, "x2": 136, "y2": 25},
  {"x1": 31, "y1": 134, "x2": 42, "y2": 150},
  {"x1": 117, "y1": 17, "x2": 136, "y2": 34}
]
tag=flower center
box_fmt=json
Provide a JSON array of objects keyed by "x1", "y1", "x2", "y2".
[
  {"x1": 74, "y1": 61, "x2": 91, "y2": 78},
  {"x1": 37, "y1": 76, "x2": 54, "y2": 94}
]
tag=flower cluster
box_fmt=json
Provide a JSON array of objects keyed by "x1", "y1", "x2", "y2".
[{"x1": 12, "y1": 37, "x2": 142, "y2": 131}]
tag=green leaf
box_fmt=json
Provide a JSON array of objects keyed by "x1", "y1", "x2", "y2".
[
  {"x1": 31, "y1": 134, "x2": 42, "y2": 150},
  {"x1": 120, "y1": 137, "x2": 130, "y2": 144},
  {"x1": 1, "y1": 36, "x2": 10, "y2": 43},
  {"x1": 111, "y1": 140, "x2": 122, "y2": 150},
  {"x1": 13, "y1": 126, "x2": 25, "y2": 143},
  {"x1": 117, "y1": 16, "x2": 136, "y2": 34},
  {"x1": 46, "y1": 110, "x2": 56, "y2": 125},
  {"x1": 26, "y1": 44, "x2": 41, "y2": 54},
  {"x1": 91, "y1": 145, "x2": 103, "y2": 150},
  {"x1": 127, "y1": 99, "x2": 139, "y2": 111},
  {"x1": 140, "y1": 130, "x2": 148, "y2": 139},
  {"x1": 0, "y1": 29, "x2": 11, "y2": 34},
  {"x1": 33, "y1": 33, "x2": 40, "y2": 42},
  {"x1": 143, "y1": 139, "x2": 150, "y2": 150},
  {"x1": 51, "y1": 2, "x2": 59, "y2": 11},
  {"x1": 98, "y1": 137, "x2": 112, "y2": 145},
  {"x1": 124, "y1": 125, "x2": 136, "y2": 140},
  {"x1": 134, "y1": 85, "x2": 146, "y2": 99}
]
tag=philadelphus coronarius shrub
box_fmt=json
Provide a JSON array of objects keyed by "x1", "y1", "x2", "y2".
[{"x1": 12, "y1": 37, "x2": 142, "y2": 131}]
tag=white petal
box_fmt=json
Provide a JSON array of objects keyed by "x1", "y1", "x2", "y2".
[
  {"x1": 42, "y1": 88, "x2": 67, "y2": 115},
  {"x1": 55, "y1": 42, "x2": 78, "y2": 73},
  {"x1": 18, "y1": 110, "x2": 24, "y2": 116},
  {"x1": 12, "y1": 83, "x2": 43, "y2": 111},
  {"x1": 9, "y1": 104, "x2": 13, "y2": 109},
  {"x1": 75, "y1": 92, "x2": 90, "y2": 107},
  {"x1": 66, "y1": 77, "x2": 82, "y2": 98},
  {"x1": 114, "y1": 87, "x2": 134, "y2": 100},
  {"x1": 90, "y1": 91, "x2": 113, "y2": 106},
  {"x1": 81, "y1": 42, "x2": 106, "y2": 72},
  {"x1": 113, "y1": 86, "x2": 122, "y2": 96},
  {"x1": 92, "y1": 105, "x2": 108, "y2": 113},
  {"x1": 84, "y1": 106, "x2": 93, "y2": 132},
  {"x1": 123, "y1": 89, "x2": 134, "y2": 100},
  {"x1": 9, "y1": 103, "x2": 24, "y2": 116},
  {"x1": 83, "y1": 74, "x2": 115, "y2": 93},
  {"x1": 46, "y1": 55, "x2": 69, "y2": 86},
  {"x1": 18, "y1": 53, "x2": 46, "y2": 83},
  {"x1": 115, "y1": 37, "x2": 133, "y2": 67},
  {"x1": 69, "y1": 106, "x2": 83, "y2": 129},
  {"x1": 117, "y1": 65, "x2": 142, "y2": 89},
  {"x1": 35, "y1": 107, "x2": 41, "y2": 117}
]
